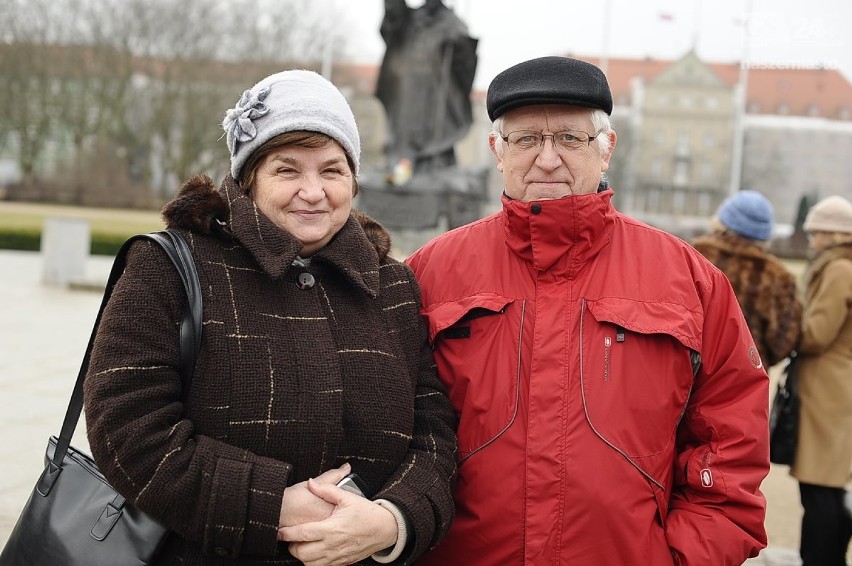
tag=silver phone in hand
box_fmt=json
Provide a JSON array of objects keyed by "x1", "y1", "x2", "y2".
[{"x1": 336, "y1": 473, "x2": 368, "y2": 497}]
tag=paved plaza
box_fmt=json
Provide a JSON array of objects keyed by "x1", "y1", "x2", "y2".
[{"x1": 0, "y1": 248, "x2": 842, "y2": 564}]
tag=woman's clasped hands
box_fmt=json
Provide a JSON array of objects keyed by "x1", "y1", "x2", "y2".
[{"x1": 278, "y1": 463, "x2": 399, "y2": 566}]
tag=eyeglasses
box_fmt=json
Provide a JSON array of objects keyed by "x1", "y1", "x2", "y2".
[{"x1": 501, "y1": 129, "x2": 601, "y2": 152}]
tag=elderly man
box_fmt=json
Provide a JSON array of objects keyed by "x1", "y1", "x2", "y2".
[{"x1": 407, "y1": 56, "x2": 769, "y2": 565}]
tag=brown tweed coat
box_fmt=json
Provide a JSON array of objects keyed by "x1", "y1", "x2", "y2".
[
  {"x1": 692, "y1": 231, "x2": 802, "y2": 368},
  {"x1": 791, "y1": 242, "x2": 852, "y2": 487},
  {"x1": 84, "y1": 174, "x2": 457, "y2": 565}
]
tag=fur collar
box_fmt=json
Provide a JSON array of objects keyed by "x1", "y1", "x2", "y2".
[
  {"x1": 692, "y1": 231, "x2": 771, "y2": 261},
  {"x1": 803, "y1": 241, "x2": 852, "y2": 290}
]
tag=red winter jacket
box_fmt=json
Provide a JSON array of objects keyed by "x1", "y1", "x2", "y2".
[{"x1": 407, "y1": 190, "x2": 769, "y2": 565}]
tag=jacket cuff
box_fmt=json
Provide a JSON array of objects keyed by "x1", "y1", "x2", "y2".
[
  {"x1": 371, "y1": 499, "x2": 409, "y2": 563},
  {"x1": 203, "y1": 456, "x2": 291, "y2": 558}
]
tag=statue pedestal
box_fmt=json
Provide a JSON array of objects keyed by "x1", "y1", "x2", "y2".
[
  {"x1": 357, "y1": 165, "x2": 489, "y2": 230},
  {"x1": 355, "y1": 166, "x2": 489, "y2": 256}
]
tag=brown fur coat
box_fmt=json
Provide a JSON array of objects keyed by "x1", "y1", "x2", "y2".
[{"x1": 692, "y1": 230, "x2": 802, "y2": 367}]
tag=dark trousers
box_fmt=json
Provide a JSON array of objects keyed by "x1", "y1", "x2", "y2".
[{"x1": 799, "y1": 482, "x2": 852, "y2": 566}]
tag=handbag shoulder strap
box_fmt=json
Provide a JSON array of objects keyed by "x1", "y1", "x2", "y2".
[{"x1": 52, "y1": 229, "x2": 202, "y2": 467}]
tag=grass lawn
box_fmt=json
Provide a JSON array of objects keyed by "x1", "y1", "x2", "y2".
[
  {"x1": 0, "y1": 201, "x2": 164, "y2": 234},
  {"x1": 0, "y1": 201, "x2": 166, "y2": 255}
]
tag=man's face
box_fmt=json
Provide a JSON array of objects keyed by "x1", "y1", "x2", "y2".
[{"x1": 490, "y1": 104, "x2": 616, "y2": 202}]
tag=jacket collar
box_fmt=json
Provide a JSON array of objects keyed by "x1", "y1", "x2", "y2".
[
  {"x1": 502, "y1": 189, "x2": 615, "y2": 272},
  {"x1": 803, "y1": 241, "x2": 852, "y2": 291},
  {"x1": 221, "y1": 175, "x2": 381, "y2": 298}
]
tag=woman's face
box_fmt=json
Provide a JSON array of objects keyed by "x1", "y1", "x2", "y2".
[
  {"x1": 807, "y1": 231, "x2": 832, "y2": 253},
  {"x1": 252, "y1": 141, "x2": 353, "y2": 256}
]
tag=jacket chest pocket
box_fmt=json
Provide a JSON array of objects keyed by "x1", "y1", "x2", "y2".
[
  {"x1": 424, "y1": 294, "x2": 521, "y2": 462},
  {"x1": 581, "y1": 298, "x2": 700, "y2": 460}
]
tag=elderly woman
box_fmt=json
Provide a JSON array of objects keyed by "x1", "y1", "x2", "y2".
[
  {"x1": 791, "y1": 195, "x2": 852, "y2": 566},
  {"x1": 84, "y1": 70, "x2": 457, "y2": 565},
  {"x1": 691, "y1": 190, "x2": 802, "y2": 368}
]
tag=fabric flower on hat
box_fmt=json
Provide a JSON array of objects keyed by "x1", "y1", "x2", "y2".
[{"x1": 222, "y1": 86, "x2": 271, "y2": 156}]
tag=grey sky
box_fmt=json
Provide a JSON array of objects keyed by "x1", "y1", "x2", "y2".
[{"x1": 333, "y1": 0, "x2": 852, "y2": 91}]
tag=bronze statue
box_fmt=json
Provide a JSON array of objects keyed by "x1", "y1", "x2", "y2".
[{"x1": 376, "y1": 0, "x2": 478, "y2": 173}]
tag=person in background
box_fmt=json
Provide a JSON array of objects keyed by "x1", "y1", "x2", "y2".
[
  {"x1": 406, "y1": 56, "x2": 769, "y2": 565},
  {"x1": 692, "y1": 190, "x2": 802, "y2": 368},
  {"x1": 790, "y1": 195, "x2": 852, "y2": 566},
  {"x1": 84, "y1": 69, "x2": 457, "y2": 565}
]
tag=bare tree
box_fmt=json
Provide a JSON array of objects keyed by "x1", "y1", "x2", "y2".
[
  {"x1": 0, "y1": 0, "x2": 341, "y2": 206},
  {"x1": 0, "y1": 0, "x2": 59, "y2": 190}
]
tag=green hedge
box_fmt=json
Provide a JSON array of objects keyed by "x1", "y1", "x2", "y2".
[
  {"x1": 0, "y1": 227, "x2": 41, "y2": 252},
  {"x1": 0, "y1": 227, "x2": 133, "y2": 256}
]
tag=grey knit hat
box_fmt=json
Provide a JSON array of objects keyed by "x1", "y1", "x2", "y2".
[
  {"x1": 222, "y1": 70, "x2": 360, "y2": 180},
  {"x1": 803, "y1": 195, "x2": 852, "y2": 233},
  {"x1": 716, "y1": 190, "x2": 774, "y2": 241}
]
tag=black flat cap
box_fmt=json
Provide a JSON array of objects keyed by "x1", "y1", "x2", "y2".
[{"x1": 486, "y1": 56, "x2": 613, "y2": 120}]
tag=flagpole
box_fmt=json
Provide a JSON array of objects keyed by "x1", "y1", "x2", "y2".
[
  {"x1": 321, "y1": 0, "x2": 337, "y2": 80},
  {"x1": 692, "y1": 0, "x2": 702, "y2": 51},
  {"x1": 600, "y1": 0, "x2": 611, "y2": 76},
  {"x1": 729, "y1": 0, "x2": 752, "y2": 195}
]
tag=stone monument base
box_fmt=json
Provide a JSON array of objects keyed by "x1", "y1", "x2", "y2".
[{"x1": 355, "y1": 165, "x2": 489, "y2": 256}]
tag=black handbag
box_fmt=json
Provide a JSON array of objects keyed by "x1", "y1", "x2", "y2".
[
  {"x1": 769, "y1": 352, "x2": 800, "y2": 466},
  {"x1": 0, "y1": 230, "x2": 202, "y2": 566}
]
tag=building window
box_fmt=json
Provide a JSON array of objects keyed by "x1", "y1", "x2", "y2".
[
  {"x1": 651, "y1": 158, "x2": 663, "y2": 178},
  {"x1": 647, "y1": 189, "x2": 661, "y2": 210},
  {"x1": 706, "y1": 97, "x2": 719, "y2": 109},
  {"x1": 674, "y1": 160, "x2": 689, "y2": 186},
  {"x1": 704, "y1": 133, "x2": 715, "y2": 148},
  {"x1": 701, "y1": 163, "x2": 714, "y2": 181},
  {"x1": 681, "y1": 95, "x2": 694, "y2": 107},
  {"x1": 672, "y1": 191, "x2": 686, "y2": 213},
  {"x1": 777, "y1": 103, "x2": 790, "y2": 115},
  {"x1": 676, "y1": 132, "x2": 690, "y2": 157},
  {"x1": 807, "y1": 104, "x2": 820, "y2": 116},
  {"x1": 698, "y1": 192, "x2": 712, "y2": 215}
]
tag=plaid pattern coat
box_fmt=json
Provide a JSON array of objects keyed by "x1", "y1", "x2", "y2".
[
  {"x1": 692, "y1": 231, "x2": 802, "y2": 367},
  {"x1": 84, "y1": 174, "x2": 457, "y2": 565}
]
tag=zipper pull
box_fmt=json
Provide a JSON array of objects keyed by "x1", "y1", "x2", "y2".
[{"x1": 616, "y1": 326, "x2": 625, "y2": 342}]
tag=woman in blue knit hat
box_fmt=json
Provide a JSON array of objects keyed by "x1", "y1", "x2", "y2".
[
  {"x1": 692, "y1": 190, "x2": 802, "y2": 368},
  {"x1": 83, "y1": 70, "x2": 457, "y2": 565}
]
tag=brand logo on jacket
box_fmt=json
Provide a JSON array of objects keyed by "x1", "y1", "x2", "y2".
[{"x1": 747, "y1": 346, "x2": 763, "y2": 370}]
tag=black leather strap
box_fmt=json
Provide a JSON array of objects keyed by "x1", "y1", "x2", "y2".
[
  {"x1": 144, "y1": 231, "x2": 203, "y2": 388},
  {"x1": 53, "y1": 230, "x2": 202, "y2": 467}
]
